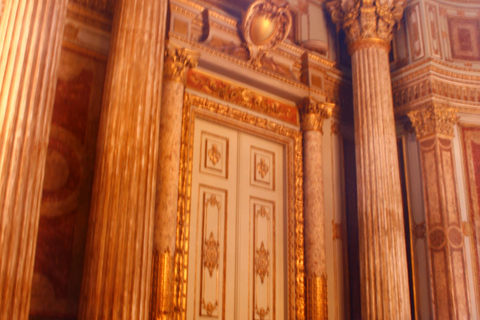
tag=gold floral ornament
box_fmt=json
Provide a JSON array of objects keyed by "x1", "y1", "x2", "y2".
[
  {"x1": 255, "y1": 305, "x2": 270, "y2": 320},
  {"x1": 203, "y1": 232, "x2": 220, "y2": 277},
  {"x1": 243, "y1": 0, "x2": 292, "y2": 63},
  {"x1": 257, "y1": 158, "x2": 269, "y2": 178},
  {"x1": 208, "y1": 144, "x2": 221, "y2": 165},
  {"x1": 256, "y1": 205, "x2": 270, "y2": 219},
  {"x1": 163, "y1": 46, "x2": 199, "y2": 83},
  {"x1": 326, "y1": 0, "x2": 407, "y2": 48},
  {"x1": 202, "y1": 299, "x2": 218, "y2": 316},
  {"x1": 255, "y1": 242, "x2": 270, "y2": 283}
]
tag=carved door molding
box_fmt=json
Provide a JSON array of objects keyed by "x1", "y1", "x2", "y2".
[{"x1": 174, "y1": 93, "x2": 305, "y2": 320}]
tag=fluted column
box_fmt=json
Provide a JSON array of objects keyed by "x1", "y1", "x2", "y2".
[
  {"x1": 78, "y1": 0, "x2": 167, "y2": 319},
  {"x1": 327, "y1": 1, "x2": 411, "y2": 318},
  {"x1": 151, "y1": 47, "x2": 198, "y2": 320},
  {"x1": 408, "y1": 104, "x2": 470, "y2": 318},
  {"x1": 0, "y1": 1, "x2": 67, "y2": 319},
  {"x1": 299, "y1": 98, "x2": 333, "y2": 320}
]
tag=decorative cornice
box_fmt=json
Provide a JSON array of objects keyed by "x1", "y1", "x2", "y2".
[
  {"x1": 298, "y1": 98, "x2": 334, "y2": 132},
  {"x1": 407, "y1": 104, "x2": 459, "y2": 139},
  {"x1": 186, "y1": 70, "x2": 299, "y2": 125},
  {"x1": 163, "y1": 47, "x2": 199, "y2": 83},
  {"x1": 326, "y1": 0, "x2": 406, "y2": 50}
]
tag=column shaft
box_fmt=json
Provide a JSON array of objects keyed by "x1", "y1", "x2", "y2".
[
  {"x1": 300, "y1": 99, "x2": 332, "y2": 320},
  {"x1": 0, "y1": 1, "x2": 67, "y2": 319},
  {"x1": 351, "y1": 44, "x2": 411, "y2": 319},
  {"x1": 151, "y1": 47, "x2": 198, "y2": 320},
  {"x1": 78, "y1": 0, "x2": 167, "y2": 318}
]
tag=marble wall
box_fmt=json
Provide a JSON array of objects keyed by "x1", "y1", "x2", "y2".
[{"x1": 29, "y1": 47, "x2": 106, "y2": 320}]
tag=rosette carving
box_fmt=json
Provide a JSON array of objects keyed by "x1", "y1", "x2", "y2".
[
  {"x1": 407, "y1": 104, "x2": 459, "y2": 139},
  {"x1": 326, "y1": 0, "x2": 406, "y2": 47},
  {"x1": 163, "y1": 47, "x2": 199, "y2": 83},
  {"x1": 298, "y1": 98, "x2": 334, "y2": 132}
]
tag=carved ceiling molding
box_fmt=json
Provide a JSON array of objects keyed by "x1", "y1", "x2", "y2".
[
  {"x1": 69, "y1": 0, "x2": 114, "y2": 15},
  {"x1": 391, "y1": 59, "x2": 480, "y2": 116},
  {"x1": 326, "y1": 0, "x2": 406, "y2": 47}
]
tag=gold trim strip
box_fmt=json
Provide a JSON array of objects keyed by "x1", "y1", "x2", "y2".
[
  {"x1": 306, "y1": 274, "x2": 328, "y2": 320},
  {"x1": 151, "y1": 249, "x2": 174, "y2": 320},
  {"x1": 348, "y1": 38, "x2": 391, "y2": 55}
]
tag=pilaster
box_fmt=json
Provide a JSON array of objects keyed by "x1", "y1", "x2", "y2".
[{"x1": 408, "y1": 104, "x2": 470, "y2": 318}]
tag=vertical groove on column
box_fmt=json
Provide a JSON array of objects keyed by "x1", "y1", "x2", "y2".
[
  {"x1": 0, "y1": 1, "x2": 67, "y2": 319},
  {"x1": 78, "y1": 0, "x2": 167, "y2": 318},
  {"x1": 352, "y1": 46, "x2": 411, "y2": 319}
]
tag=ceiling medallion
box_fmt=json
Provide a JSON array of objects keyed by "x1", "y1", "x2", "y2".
[{"x1": 242, "y1": 0, "x2": 292, "y2": 63}]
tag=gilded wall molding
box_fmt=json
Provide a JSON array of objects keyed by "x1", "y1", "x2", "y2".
[
  {"x1": 407, "y1": 104, "x2": 459, "y2": 139},
  {"x1": 163, "y1": 46, "x2": 199, "y2": 83},
  {"x1": 175, "y1": 93, "x2": 305, "y2": 320},
  {"x1": 298, "y1": 98, "x2": 334, "y2": 132},
  {"x1": 326, "y1": 0, "x2": 406, "y2": 48}
]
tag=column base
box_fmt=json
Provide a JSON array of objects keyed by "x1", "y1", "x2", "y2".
[{"x1": 306, "y1": 274, "x2": 328, "y2": 320}]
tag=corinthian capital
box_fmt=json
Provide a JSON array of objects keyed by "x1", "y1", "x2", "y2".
[
  {"x1": 407, "y1": 104, "x2": 459, "y2": 140},
  {"x1": 326, "y1": 0, "x2": 406, "y2": 48},
  {"x1": 299, "y1": 98, "x2": 334, "y2": 132},
  {"x1": 163, "y1": 47, "x2": 199, "y2": 83}
]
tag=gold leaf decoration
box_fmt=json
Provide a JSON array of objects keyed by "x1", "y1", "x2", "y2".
[
  {"x1": 255, "y1": 242, "x2": 269, "y2": 283},
  {"x1": 203, "y1": 232, "x2": 219, "y2": 277}
]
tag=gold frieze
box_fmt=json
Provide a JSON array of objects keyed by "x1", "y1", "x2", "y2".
[{"x1": 186, "y1": 69, "x2": 298, "y2": 125}]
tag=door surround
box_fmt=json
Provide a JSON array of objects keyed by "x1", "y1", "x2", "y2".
[{"x1": 174, "y1": 92, "x2": 306, "y2": 320}]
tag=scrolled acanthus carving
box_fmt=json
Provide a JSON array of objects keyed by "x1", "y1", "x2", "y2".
[
  {"x1": 163, "y1": 46, "x2": 199, "y2": 83},
  {"x1": 407, "y1": 104, "x2": 459, "y2": 139},
  {"x1": 242, "y1": 0, "x2": 292, "y2": 62},
  {"x1": 326, "y1": 0, "x2": 406, "y2": 47},
  {"x1": 298, "y1": 98, "x2": 334, "y2": 132}
]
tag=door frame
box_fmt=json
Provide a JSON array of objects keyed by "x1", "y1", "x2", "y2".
[{"x1": 174, "y1": 92, "x2": 306, "y2": 320}]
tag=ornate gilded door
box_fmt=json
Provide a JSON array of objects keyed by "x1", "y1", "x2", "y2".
[{"x1": 186, "y1": 117, "x2": 286, "y2": 320}]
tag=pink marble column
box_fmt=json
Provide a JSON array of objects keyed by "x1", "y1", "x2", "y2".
[
  {"x1": 0, "y1": 1, "x2": 67, "y2": 319},
  {"x1": 327, "y1": 0, "x2": 411, "y2": 318},
  {"x1": 299, "y1": 98, "x2": 333, "y2": 320},
  {"x1": 151, "y1": 47, "x2": 198, "y2": 320},
  {"x1": 408, "y1": 104, "x2": 470, "y2": 318},
  {"x1": 78, "y1": 0, "x2": 167, "y2": 319}
]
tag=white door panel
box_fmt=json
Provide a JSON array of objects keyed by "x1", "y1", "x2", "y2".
[{"x1": 187, "y1": 118, "x2": 286, "y2": 320}]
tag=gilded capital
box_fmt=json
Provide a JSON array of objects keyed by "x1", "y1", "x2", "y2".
[
  {"x1": 163, "y1": 47, "x2": 199, "y2": 83},
  {"x1": 298, "y1": 98, "x2": 334, "y2": 132},
  {"x1": 407, "y1": 104, "x2": 459, "y2": 140},
  {"x1": 326, "y1": 0, "x2": 406, "y2": 49}
]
